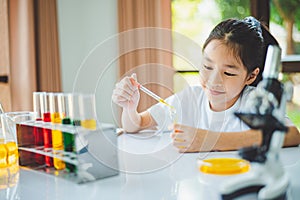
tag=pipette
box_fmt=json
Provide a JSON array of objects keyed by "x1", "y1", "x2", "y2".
[{"x1": 130, "y1": 78, "x2": 174, "y2": 110}]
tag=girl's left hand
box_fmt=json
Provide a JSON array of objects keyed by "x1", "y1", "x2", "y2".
[{"x1": 171, "y1": 124, "x2": 218, "y2": 153}]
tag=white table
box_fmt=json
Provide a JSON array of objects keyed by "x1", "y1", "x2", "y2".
[{"x1": 1, "y1": 130, "x2": 300, "y2": 200}]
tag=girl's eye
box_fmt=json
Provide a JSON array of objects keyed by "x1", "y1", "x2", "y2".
[
  {"x1": 224, "y1": 72, "x2": 237, "y2": 76},
  {"x1": 203, "y1": 65, "x2": 213, "y2": 70}
]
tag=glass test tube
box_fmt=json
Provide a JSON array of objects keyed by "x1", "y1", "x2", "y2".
[
  {"x1": 40, "y1": 93, "x2": 54, "y2": 167},
  {"x1": 33, "y1": 92, "x2": 45, "y2": 165},
  {"x1": 78, "y1": 94, "x2": 97, "y2": 130},
  {"x1": 69, "y1": 94, "x2": 81, "y2": 127},
  {"x1": 49, "y1": 93, "x2": 65, "y2": 170},
  {"x1": 61, "y1": 94, "x2": 76, "y2": 172}
]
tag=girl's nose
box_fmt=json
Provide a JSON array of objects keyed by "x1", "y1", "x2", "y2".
[{"x1": 208, "y1": 70, "x2": 223, "y2": 87}]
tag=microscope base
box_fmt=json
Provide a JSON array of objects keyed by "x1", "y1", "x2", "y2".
[{"x1": 220, "y1": 163, "x2": 289, "y2": 200}]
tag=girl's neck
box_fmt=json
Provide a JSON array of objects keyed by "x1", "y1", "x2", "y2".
[
  {"x1": 209, "y1": 96, "x2": 239, "y2": 112},
  {"x1": 209, "y1": 87, "x2": 247, "y2": 112}
]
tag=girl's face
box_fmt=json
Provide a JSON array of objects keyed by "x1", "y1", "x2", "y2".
[{"x1": 200, "y1": 39, "x2": 258, "y2": 111}]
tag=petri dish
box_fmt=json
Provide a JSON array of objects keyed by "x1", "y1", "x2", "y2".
[{"x1": 198, "y1": 157, "x2": 250, "y2": 175}]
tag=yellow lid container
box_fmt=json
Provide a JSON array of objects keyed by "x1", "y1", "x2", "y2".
[{"x1": 198, "y1": 157, "x2": 250, "y2": 175}]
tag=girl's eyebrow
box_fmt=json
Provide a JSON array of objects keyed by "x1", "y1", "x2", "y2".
[
  {"x1": 225, "y1": 65, "x2": 239, "y2": 70},
  {"x1": 203, "y1": 53, "x2": 213, "y2": 62},
  {"x1": 203, "y1": 52, "x2": 240, "y2": 70}
]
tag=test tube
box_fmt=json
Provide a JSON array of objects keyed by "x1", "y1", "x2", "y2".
[
  {"x1": 69, "y1": 93, "x2": 89, "y2": 153},
  {"x1": 60, "y1": 93, "x2": 77, "y2": 172},
  {"x1": 33, "y1": 92, "x2": 45, "y2": 165},
  {"x1": 78, "y1": 94, "x2": 97, "y2": 130},
  {"x1": 49, "y1": 93, "x2": 65, "y2": 170},
  {"x1": 40, "y1": 93, "x2": 54, "y2": 167},
  {"x1": 69, "y1": 94, "x2": 81, "y2": 126}
]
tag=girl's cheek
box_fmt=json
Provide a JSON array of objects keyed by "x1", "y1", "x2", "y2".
[
  {"x1": 199, "y1": 72, "x2": 210, "y2": 85},
  {"x1": 199, "y1": 75, "x2": 205, "y2": 86}
]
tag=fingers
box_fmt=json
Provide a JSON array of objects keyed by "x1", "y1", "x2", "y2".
[
  {"x1": 129, "y1": 73, "x2": 140, "y2": 88},
  {"x1": 171, "y1": 129, "x2": 187, "y2": 151},
  {"x1": 120, "y1": 76, "x2": 137, "y2": 92},
  {"x1": 171, "y1": 126, "x2": 198, "y2": 153},
  {"x1": 171, "y1": 130, "x2": 185, "y2": 140},
  {"x1": 113, "y1": 84, "x2": 135, "y2": 100},
  {"x1": 112, "y1": 74, "x2": 140, "y2": 106},
  {"x1": 131, "y1": 73, "x2": 137, "y2": 82},
  {"x1": 172, "y1": 138, "x2": 188, "y2": 152}
]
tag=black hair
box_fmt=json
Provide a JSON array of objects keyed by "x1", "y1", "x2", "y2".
[{"x1": 202, "y1": 16, "x2": 279, "y2": 86}]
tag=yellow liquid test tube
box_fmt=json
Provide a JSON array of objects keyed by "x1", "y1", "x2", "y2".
[
  {"x1": 51, "y1": 112, "x2": 65, "y2": 170},
  {"x1": 77, "y1": 94, "x2": 97, "y2": 130},
  {"x1": 81, "y1": 119, "x2": 97, "y2": 130},
  {"x1": 50, "y1": 93, "x2": 65, "y2": 170}
]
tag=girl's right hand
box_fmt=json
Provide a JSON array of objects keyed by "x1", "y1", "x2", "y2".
[{"x1": 112, "y1": 73, "x2": 140, "y2": 110}]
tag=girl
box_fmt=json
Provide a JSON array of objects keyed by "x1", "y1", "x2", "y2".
[{"x1": 112, "y1": 16, "x2": 300, "y2": 152}]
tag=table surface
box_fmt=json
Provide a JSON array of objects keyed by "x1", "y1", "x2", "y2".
[{"x1": 1, "y1": 130, "x2": 300, "y2": 200}]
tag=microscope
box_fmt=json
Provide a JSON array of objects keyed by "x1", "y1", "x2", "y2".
[{"x1": 220, "y1": 45, "x2": 293, "y2": 200}]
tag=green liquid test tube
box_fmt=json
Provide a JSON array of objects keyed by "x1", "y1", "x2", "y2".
[
  {"x1": 59, "y1": 94, "x2": 77, "y2": 173},
  {"x1": 62, "y1": 118, "x2": 76, "y2": 173}
]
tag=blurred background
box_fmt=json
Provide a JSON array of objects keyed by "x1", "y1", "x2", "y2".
[{"x1": 0, "y1": 0, "x2": 299, "y2": 129}]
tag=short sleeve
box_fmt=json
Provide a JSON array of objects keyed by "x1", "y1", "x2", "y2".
[{"x1": 147, "y1": 87, "x2": 190, "y2": 131}]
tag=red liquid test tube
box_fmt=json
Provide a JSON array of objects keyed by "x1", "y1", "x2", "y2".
[
  {"x1": 40, "y1": 93, "x2": 54, "y2": 167},
  {"x1": 33, "y1": 92, "x2": 45, "y2": 165}
]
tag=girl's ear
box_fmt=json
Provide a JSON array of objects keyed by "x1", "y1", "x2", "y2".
[{"x1": 246, "y1": 67, "x2": 260, "y2": 85}]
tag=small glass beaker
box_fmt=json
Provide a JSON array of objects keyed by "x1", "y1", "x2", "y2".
[{"x1": 4, "y1": 111, "x2": 35, "y2": 166}]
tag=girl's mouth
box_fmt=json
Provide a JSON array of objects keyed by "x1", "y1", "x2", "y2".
[{"x1": 209, "y1": 89, "x2": 225, "y2": 96}]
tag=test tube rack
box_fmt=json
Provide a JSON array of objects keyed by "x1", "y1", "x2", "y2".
[{"x1": 16, "y1": 121, "x2": 119, "y2": 184}]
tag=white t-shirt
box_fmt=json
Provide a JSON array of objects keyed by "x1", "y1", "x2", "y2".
[{"x1": 148, "y1": 85, "x2": 292, "y2": 132}]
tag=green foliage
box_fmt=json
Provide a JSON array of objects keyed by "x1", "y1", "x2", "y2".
[
  {"x1": 171, "y1": 0, "x2": 204, "y2": 38},
  {"x1": 270, "y1": 1, "x2": 283, "y2": 25},
  {"x1": 215, "y1": 0, "x2": 250, "y2": 20},
  {"x1": 287, "y1": 109, "x2": 300, "y2": 129},
  {"x1": 295, "y1": 42, "x2": 300, "y2": 53},
  {"x1": 281, "y1": 73, "x2": 291, "y2": 83},
  {"x1": 270, "y1": 0, "x2": 300, "y2": 31}
]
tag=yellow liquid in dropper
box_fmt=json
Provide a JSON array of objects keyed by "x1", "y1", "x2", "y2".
[
  {"x1": 159, "y1": 99, "x2": 177, "y2": 123},
  {"x1": 138, "y1": 83, "x2": 177, "y2": 123},
  {"x1": 159, "y1": 99, "x2": 173, "y2": 109},
  {"x1": 131, "y1": 78, "x2": 178, "y2": 123}
]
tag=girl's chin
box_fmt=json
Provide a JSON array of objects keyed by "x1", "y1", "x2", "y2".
[
  {"x1": 206, "y1": 92, "x2": 225, "y2": 102},
  {"x1": 207, "y1": 96, "x2": 227, "y2": 107},
  {"x1": 208, "y1": 101, "x2": 228, "y2": 111}
]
